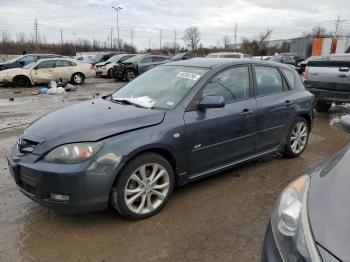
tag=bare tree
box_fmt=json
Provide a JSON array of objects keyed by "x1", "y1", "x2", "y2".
[
  {"x1": 222, "y1": 35, "x2": 231, "y2": 50},
  {"x1": 302, "y1": 26, "x2": 332, "y2": 37},
  {"x1": 258, "y1": 28, "x2": 273, "y2": 56},
  {"x1": 183, "y1": 26, "x2": 201, "y2": 51},
  {"x1": 16, "y1": 33, "x2": 26, "y2": 44},
  {"x1": 1, "y1": 30, "x2": 11, "y2": 43}
]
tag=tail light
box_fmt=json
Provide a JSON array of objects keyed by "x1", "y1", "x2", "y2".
[{"x1": 303, "y1": 67, "x2": 309, "y2": 81}]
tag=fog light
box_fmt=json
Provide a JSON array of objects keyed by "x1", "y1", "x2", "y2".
[{"x1": 50, "y1": 193, "x2": 70, "y2": 201}]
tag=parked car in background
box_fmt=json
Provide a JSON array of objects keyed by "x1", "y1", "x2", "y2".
[
  {"x1": 95, "y1": 54, "x2": 136, "y2": 78},
  {"x1": 116, "y1": 54, "x2": 170, "y2": 81},
  {"x1": 75, "y1": 55, "x2": 96, "y2": 64},
  {"x1": 0, "y1": 54, "x2": 62, "y2": 71},
  {"x1": 91, "y1": 52, "x2": 122, "y2": 65},
  {"x1": 304, "y1": 53, "x2": 350, "y2": 112},
  {"x1": 262, "y1": 115, "x2": 350, "y2": 262},
  {"x1": 206, "y1": 52, "x2": 244, "y2": 58},
  {"x1": 171, "y1": 52, "x2": 195, "y2": 61},
  {"x1": 297, "y1": 55, "x2": 328, "y2": 74},
  {"x1": 0, "y1": 58, "x2": 95, "y2": 87},
  {"x1": 268, "y1": 53, "x2": 303, "y2": 69},
  {"x1": 8, "y1": 58, "x2": 314, "y2": 220}
]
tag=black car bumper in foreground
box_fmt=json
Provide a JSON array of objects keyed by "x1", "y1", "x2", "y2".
[
  {"x1": 262, "y1": 222, "x2": 283, "y2": 262},
  {"x1": 7, "y1": 148, "x2": 120, "y2": 213}
]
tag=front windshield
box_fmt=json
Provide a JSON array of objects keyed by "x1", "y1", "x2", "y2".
[
  {"x1": 107, "y1": 55, "x2": 123, "y2": 63},
  {"x1": 171, "y1": 53, "x2": 184, "y2": 60},
  {"x1": 22, "y1": 62, "x2": 35, "y2": 69},
  {"x1": 5, "y1": 56, "x2": 22, "y2": 64},
  {"x1": 124, "y1": 55, "x2": 143, "y2": 63},
  {"x1": 112, "y1": 66, "x2": 208, "y2": 109}
]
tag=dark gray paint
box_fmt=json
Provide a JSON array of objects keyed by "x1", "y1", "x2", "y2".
[{"x1": 8, "y1": 58, "x2": 315, "y2": 213}]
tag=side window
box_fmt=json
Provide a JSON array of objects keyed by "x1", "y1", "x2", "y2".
[
  {"x1": 255, "y1": 66, "x2": 284, "y2": 96},
  {"x1": 152, "y1": 56, "x2": 166, "y2": 62},
  {"x1": 55, "y1": 60, "x2": 71, "y2": 67},
  {"x1": 281, "y1": 68, "x2": 296, "y2": 89},
  {"x1": 141, "y1": 57, "x2": 152, "y2": 63},
  {"x1": 36, "y1": 60, "x2": 55, "y2": 69},
  {"x1": 121, "y1": 55, "x2": 133, "y2": 62},
  {"x1": 202, "y1": 66, "x2": 250, "y2": 102},
  {"x1": 18, "y1": 55, "x2": 34, "y2": 65}
]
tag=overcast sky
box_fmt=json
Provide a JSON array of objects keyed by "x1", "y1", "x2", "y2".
[{"x1": 0, "y1": 0, "x2": 349, "y2": 50}]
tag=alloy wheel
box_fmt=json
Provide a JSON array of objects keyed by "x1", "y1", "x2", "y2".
[
  {"x1": 290, "y1": 121, "x2": 308, "y2": 154},
  {"x1": 124, "y1": 163, "x2": 170, "y2": 214},
  {"x1": 74, "y1": 74, "x2": 83, "y2": 84}
]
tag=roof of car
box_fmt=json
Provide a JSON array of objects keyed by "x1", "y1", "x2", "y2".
[{"x1": 164, "y1": 57, "x2": 293, "y2": 69}]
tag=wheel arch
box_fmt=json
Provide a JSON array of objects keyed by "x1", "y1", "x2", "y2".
[
  {"x1": 297, "y1": 112, "x2": 312, "y2": 130},
  {"x1": 13, "y1": 75, "x2": 33, "y2": 86}
]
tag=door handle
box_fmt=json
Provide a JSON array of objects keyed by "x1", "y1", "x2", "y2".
[
  {"x1": 338, "y1": 74, "x2": 348, "y2": 78},
  {"x1": 241, "y1": 108, "x2": 253, "y2": 116}
]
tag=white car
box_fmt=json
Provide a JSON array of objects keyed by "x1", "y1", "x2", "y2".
[{"x1": 0, "y1": 58, "x2": 95, "y2": 87}]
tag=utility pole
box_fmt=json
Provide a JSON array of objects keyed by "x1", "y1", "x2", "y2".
[
  {"x1": 34, "y1": 18, "x2": 39, "y2": 50},
  {"x1": 148, "y1": 38, "x2": 151, "y2": 51},
  {"x1": 110, "y1": 26, "x2": 113, "y2": 49},
  {"x1": 73, "y1": 33, "x2": 77, "y2": 55},
  {"x1": 131, "y1": 29, "x2": 134, "y2": 46},
  {"x1": 159, "y1": 29, "x2": 162, "y2": 50},
  {"x1": 112, "y1": 5, "x2": 123, "y2": 51},
  {"x1": 60, "y1": 28, "x2": 63, "y2": 46},
  {"x1": 234, "y1": 22, "x2": 237, "y2": 52},
  {"x1": 334, "y1": 15, "x2": 346, "y2": 36},
  {"x1": 174, "y1": 29, "x2": 177, "y2": 55}
]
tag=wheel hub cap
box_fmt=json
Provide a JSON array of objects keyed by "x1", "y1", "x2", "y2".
[
  {"x1": 290, "y1": 122, "x2": 308, "y2": 154},
  {"x1": 124, "y1": 163, "x2": 170, "y2": 214}
]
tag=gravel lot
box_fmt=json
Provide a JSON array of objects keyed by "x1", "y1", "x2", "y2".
[{"x1": 1, "y1": 79, "x2": 350, "y2": 262}]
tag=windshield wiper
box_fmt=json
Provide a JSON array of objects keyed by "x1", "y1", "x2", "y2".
[{"x1": 112, "y1": 98, "x2": 148, "y2": 109}]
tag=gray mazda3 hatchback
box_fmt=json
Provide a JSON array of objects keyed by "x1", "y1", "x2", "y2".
[{"x1": 8, "y1": 58, "x2": 315, "y2": 220}]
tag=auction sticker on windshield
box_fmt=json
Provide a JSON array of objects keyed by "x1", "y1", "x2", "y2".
[{"x1": 176, "y1": 72, "x2": 201, "y2": 81}]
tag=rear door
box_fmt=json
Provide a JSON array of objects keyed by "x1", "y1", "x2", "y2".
[
  {"x1": 31, "y1": 60, "x2": 56, "y2": 83},
  {"x1": 253, "y1": 65, "x2": 295, "y2": 152},
  {"x1": 184, "y1": 65, "x2": 257, "y2": 175},
  {"x1": 54, "y1": 60, "x2": 74, "y2": 81}
]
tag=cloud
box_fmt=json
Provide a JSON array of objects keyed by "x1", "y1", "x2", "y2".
[{"x1": 0, "y1": 0, "x2": 349, "y2": 50}]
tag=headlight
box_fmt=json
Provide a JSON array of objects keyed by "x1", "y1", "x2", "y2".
[
  {"x1": 0, "y1": 72, "x2": 10, "y2": 78},
  {"x1": 271, "y1": 175, "x2": 321, "y2": 261},
  {"x1": 43, "y1": 142, "x2": 103, "y2": 164}
]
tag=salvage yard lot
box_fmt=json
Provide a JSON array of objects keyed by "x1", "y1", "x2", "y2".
[{"x1": 1, "y1": 79, "x2": 350, "y2": 261}]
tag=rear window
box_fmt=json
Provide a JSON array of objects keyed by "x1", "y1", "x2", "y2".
[
  {"x1": 255, "y1": 66, "x2": 284, "y2": 96},
  {"x1": 281, "y1": 69, "x2": 296, "y2": 89}
]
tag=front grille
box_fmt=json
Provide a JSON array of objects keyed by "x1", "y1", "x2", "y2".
[{"x1": 18, "y1": 180, "x2": 36, "y2": 195}]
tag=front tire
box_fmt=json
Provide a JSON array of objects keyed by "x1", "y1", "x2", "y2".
[
  {"x1": 13, "y1": 76, "x2": 30, "y2": 88},
  {"x1": 124, "y1": 69, "x2": 136, "y2": 82},
  {"x1": 283, "y1": 117, "x2": 310, "y2": 158},
  {"x1": 71, "y1": 73, "x2": 85, "y2": 85},
  {"x1": 108, "y1": 68, "x2": 114, "y2": 78},
  {"x1": 111, "y1": 153, "x2": 175, "y2": 220}
]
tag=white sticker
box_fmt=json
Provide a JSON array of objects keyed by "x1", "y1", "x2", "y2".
[
  {"x1": 166, "y1": 101, "x2": 175, "y2": 106},
  {"x1": 176, "y1": 72, "x2": 201, "y2": 81}
]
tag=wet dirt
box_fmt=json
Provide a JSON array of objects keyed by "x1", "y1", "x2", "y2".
[{"x1": 1, "y1": 83, "x2": 350, "y2": 262}]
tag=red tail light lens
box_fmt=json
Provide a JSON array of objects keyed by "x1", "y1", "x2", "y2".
[{"x1": 303, "y1": 67, "x2": 309, "y2": 81}]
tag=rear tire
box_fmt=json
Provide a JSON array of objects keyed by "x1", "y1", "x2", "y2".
[
  {"x1": 315, "y1": 101, "x2": 331, "y2": 112},
  {"x1": 283, "y1": 117, "x2": 310, "y2": 158},
  {"x1": 13, "y1": 76, "x2": 30, "y2": 88},
  {"x1": 71, "y1": 73, "x2": 85, "y2": 85},
  {"x1": 110, "y1": 153, "x2": 175, "y2": 220}
]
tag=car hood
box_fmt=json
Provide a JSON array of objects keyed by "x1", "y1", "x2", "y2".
[
  {"x1": 0, "y1": 67, "x2": 30, "y2": 75},
  {"x1": 308, "y1": 145, "x2": 350, "y2": 261},
  {"x1": 24, "y1": 97, "x2": 165, "y2": 155}
]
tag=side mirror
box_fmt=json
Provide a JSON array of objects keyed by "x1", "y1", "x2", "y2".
[
  {"x1": 340, "y1": 115, "x2": 350, "y2": 133},
  {"x1": 198, "y1": 96, "x2": 225, "y2": 110}
]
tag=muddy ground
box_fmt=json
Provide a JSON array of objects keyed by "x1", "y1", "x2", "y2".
[{"x1": 1, "y1": 80, "x2": 350, "y2": 262}]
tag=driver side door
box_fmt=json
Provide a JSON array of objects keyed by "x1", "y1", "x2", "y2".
[
  {"x1": 184, "y1": 65, "x2": 257, "y2": 176},
  {"x1": 30, "y1": 60, "x2": 56, "y2": 84}
]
